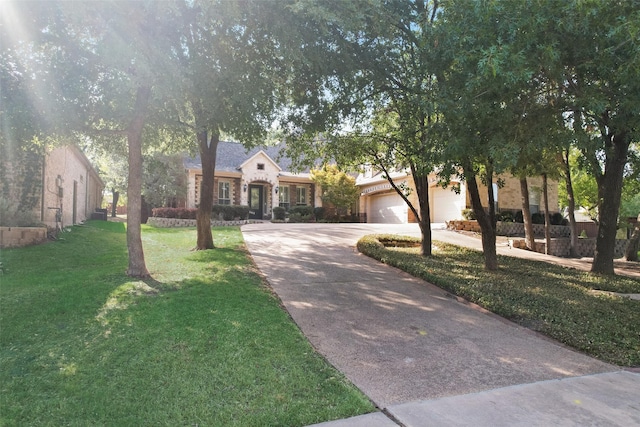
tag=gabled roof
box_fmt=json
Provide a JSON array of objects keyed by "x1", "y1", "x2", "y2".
[
  {"x1": 184, "y1": 141, "x2": 305, "y2": 173},
  {"x1": 239, "y1": 150, "x2": 281, "y2": 171}
]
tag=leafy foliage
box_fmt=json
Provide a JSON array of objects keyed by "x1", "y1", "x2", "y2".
[
  {"x1": 311, "y1": 165, "x2": 360, "y2": 216},
  {"x1": 142, "y1": 153, "x2": 188, "y2": 208},
  {"x1": 211, "y1": 205, "x2": 250, "y2": 221},
  {"x1": 151, "y1": 208, "x2": 197, "y2": 219}
]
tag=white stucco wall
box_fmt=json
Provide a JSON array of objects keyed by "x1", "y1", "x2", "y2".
[{"x1": 239, "y1": 151, "x2": 281, "y2": 209}]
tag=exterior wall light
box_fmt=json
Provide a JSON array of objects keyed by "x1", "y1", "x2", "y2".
[{"x1": 243, "y1": 183, "x2": 247, "y2": 192}]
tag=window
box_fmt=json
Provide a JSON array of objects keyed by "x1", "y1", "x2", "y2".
[
  {"x1": 257, "y1": 163, "x2": 265, "y2": 170},
  {"x1": 529, "y1": 190, "x2": 540, "y2": 214},
  {"x1": 279, "y1": 185, "x2": 290, "y2": 209},
  {"x1": 218, "y1": 181, "x2": 231, "y2": 205},
  {"x1": 296, "y1": 187, "x2": 307, "y2": 205}
]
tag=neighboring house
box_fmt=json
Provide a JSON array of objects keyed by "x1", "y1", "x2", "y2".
[
  {"x1": 1, "y1": 143, "x2": 104, "y2": 229},
  {"x1": 356, "y1": 169, "x2": 559, "y2": 224},
  {"x1": 184, "y1": 141, "x2": 322, "y2": 220},
  {"x1": 41, "y1": 144, "x2": 104, "y2": 228}
]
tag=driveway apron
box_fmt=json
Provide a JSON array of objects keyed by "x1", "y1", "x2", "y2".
[{"x1": 241, "y1": 223, "x2": 616, "y2": 409}]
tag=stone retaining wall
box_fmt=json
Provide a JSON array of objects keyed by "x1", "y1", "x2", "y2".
[
  {"x1": 147, "y1": 217, "x2": 260, "y2": 228},
  {"x1": 447, "y1": 220, "x2": 569, "y2": 237},
  {"x1": 0, "y1": 227, "x2": 48, "y2": 248},
  {"x1": 511, "y1": 238, "x2": 629, "y2": 258}
]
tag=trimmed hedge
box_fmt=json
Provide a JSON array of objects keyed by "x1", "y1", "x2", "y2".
[
  {"x1": 152, "y1": 207, "x2": 197, "y2": 219},
  {"x1": 273, "y1": 207, "x2": 286, "y2": 221},
  {"x1": 212, "y1": 205, "x2": 250, "y2": 221},
  {"x1": 289, "y1": 205, "x2": 314, "y2": 216}
]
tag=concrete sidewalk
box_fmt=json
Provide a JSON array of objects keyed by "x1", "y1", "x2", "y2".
[
  {"x1": 311, "y1": 371, "x2": 640, "y2": 427},
  {"x1": 241, "y1": 223, "x2": 640, "y2": 427}
]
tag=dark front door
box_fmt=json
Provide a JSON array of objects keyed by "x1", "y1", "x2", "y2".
[{"x1": 249, "y1": 185, "x2": 263, "y2": 219}]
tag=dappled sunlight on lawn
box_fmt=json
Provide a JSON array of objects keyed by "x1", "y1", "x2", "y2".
[{"x1": 95, "y1": 280, "x2": 160, "y2": 328}]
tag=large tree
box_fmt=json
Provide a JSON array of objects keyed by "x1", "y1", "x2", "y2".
[
  {"x1": 282, "y1": 1, "x2": 443, "y2": 256},
  {"x1": 536, "y1": 1, "x2": 640, "y2": 274},
  {"x1": 174, "y1": 0, "x2": 352, "y2": 249},
  {"x1": 5, "y1": 1, "x2": 183, "y2": 277},
  {"x1": 433, "y1": 0, "x2": 639, "y2": 273}
]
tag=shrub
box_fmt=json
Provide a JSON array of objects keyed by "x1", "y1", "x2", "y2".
[
  {"x1": 514, "y1": 210, "x2": 524, "y2": 223},
  {"x1": 498, "y1": 211, "x2": 515, "y2": 223},
  {"x1": 531, "y1": 212, "x2": 545, "y2": 224},
  {"x1": 212, "y1": 205, "x2": 250, "y2": 221},
  {"x1": 273, "y1": 206, "x2": 286, "y2": 221},
  {"x1": 151, "y1": 207, "x2": 197, "y2": 219},
  {"x1": 550, "y1": 212, "x2": 566, "y2": 226},
  {"x1": 462, "y1": 209, "x2": 476, "y2": 220},
  {"x1": 289, "y1": 205, "x2": 314, "y2": 216},
  {"x1": 288, "y1": 213, "x2": 314, "y2": 223},
  {"x1": 176, "y1": 208, "x2": 195, "y2": 219},
  {"x1": 314, "y1": 207, "x2": 326, "y2": 221}
]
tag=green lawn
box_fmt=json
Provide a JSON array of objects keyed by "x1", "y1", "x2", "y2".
[
  {"x1": 358, "y1": 235, "x2": 640, "y2": 367},
  {"x1": 0, "y1": 221, "x2": 374, "y2": 426}
]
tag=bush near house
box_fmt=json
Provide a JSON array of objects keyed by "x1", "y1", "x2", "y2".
[
  {"x1": 462, "y1": 209, "x2": 476, "y2": 220},
  {"x1": 288, "y1": 206, "x2": 315, "y2": 223},
  {"x1": 314, "y1": 207, "x2": 326, "y2": 221},
  {"x1": 212, "y1": 205, "x2": 250, "y2": 221},
  {"x1": 272, "y1": 206, "x2": 286, "y2": 221},
  {"x1": 152, "y1": 207, "x2": 197, "y2": 219}
]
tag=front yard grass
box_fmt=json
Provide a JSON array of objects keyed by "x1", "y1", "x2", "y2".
[
  {"x1": 358, "y1": 234, "x2": 640, "y2": 367},
  {"x1": 0, "y1": 221, "x2": 374, "y2": 426}
]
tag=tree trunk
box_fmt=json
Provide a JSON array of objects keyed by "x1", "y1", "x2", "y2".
[
  {"x1": 111, "y1": 189, "x2": 119, "y2": 218},
  {"x1": 542, "y1": 174, "x2": 551, "y2": 255},
  {"x1": 625, "y1": 216, "x2": 640, "y2": 262},
  {"x1": 591, "y1": 131, "x2": 629, "y2": 274},
  {"x1": 465, "y1": 167, "x2": 497, "y2": 270},
  {"x1": 519, "y1": 177, "x2": 535, "y2": 250},
  {"x1": 126, "y1": 85, "x2": 151, "y2": 278},
  {"x1": 413, "y1": 173, "x2": 432, "y2": 256},
  {"x1": 195, "y1": 129, "x2": 219, "y2": 250},
  {"x1": 560, "y1": 149, "x2": 579, "y2": 257}
]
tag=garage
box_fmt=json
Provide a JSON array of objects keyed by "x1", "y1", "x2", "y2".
[
  {"x1": 369, "y1": 192, "x2": 408, "y2": 224},
  {"x1": 431, "y1": 186, "x2": 464, "y2": 223}
]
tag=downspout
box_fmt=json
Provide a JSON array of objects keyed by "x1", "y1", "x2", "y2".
[
  {"x1": 85, "y1": 167, "x2": 90, "y2": 218},
  {"x1": 40, "y1": 153, "x2": 46, "y2": 222}
]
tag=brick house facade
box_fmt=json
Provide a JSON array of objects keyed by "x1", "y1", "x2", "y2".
[{"x1": 184, "y1": 141, "x2": 321, "y2": 220}]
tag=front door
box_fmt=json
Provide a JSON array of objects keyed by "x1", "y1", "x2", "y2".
[{"x1": 249, "y1": 185, "x2": 263, "y2": 219}]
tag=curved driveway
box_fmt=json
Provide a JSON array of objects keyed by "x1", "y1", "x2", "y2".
[{"x1": 241, "y1": 223, "x2": 639, "y2": 425}]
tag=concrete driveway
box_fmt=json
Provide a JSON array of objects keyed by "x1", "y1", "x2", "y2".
[{"x1": 241, "y1": 223, "x2": 638, "y2": 425}]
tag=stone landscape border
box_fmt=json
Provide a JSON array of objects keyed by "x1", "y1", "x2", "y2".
[
  {"x1": 147, "y1": 217, "x2": 261, "y2": 228},
  {"x1": 447, "y1": 220, "x2": 629, "y2": 258}
]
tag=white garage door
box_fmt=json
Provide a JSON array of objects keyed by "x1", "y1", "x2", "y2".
[
  {"x1": 432, "y1": 186, "x2": 463, "y2": 223},
  {"x1": 369, "y1": 192, "x2": 408, "y2": 224}
]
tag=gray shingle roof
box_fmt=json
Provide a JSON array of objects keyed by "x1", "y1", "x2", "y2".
[{"x1": 184, "y1": 141, "x2": 303, "y2": 173}]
